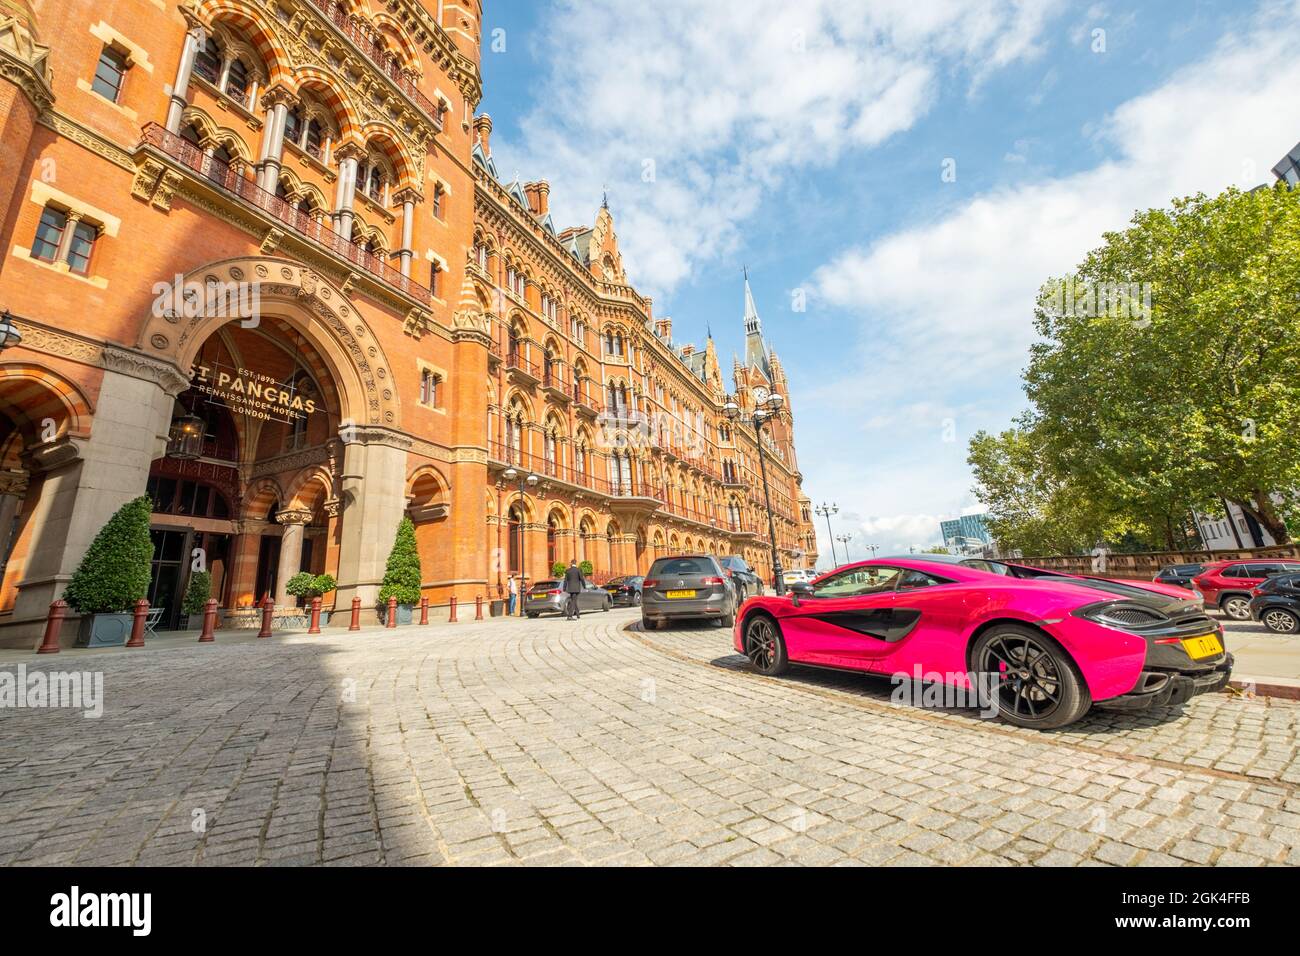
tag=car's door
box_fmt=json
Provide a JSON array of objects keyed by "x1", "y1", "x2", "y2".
[
  {"x1": 873, "y1": 568, "x2": 966, "y2": 675},
  {"x1": 581, "y1": 582, "x2": 604, "y2": 609},
  {"x1": 781, "y1": 565, "x2": 904, "y2": 668}
]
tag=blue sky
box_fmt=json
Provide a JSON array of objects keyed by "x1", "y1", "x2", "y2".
[{"x1": 478, "y1": 0, "x2": 1300, "y2": 566}]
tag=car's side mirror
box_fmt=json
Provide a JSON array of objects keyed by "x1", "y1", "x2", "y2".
[{"x1": 789, "y1": 581, "x2": 813, "y2": 606}]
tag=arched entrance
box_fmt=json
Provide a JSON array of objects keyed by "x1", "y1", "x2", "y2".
[{"x1": 139, "y1": 257, "x2": 404, "y2": 626}]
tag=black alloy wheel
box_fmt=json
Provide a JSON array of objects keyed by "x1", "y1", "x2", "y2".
[
  {"x1": 972, "y1": 625, "x2": 1090, "y2": 729},
  {"x1": 744, "y1": 615, "x2": 788, "y2": 675}
]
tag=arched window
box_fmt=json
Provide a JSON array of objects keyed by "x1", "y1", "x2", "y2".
[
  {"x1": 225, "y1": 57, "x2": 250, "y2": 102},
  {"x1": 194, "y1": 37, "x2": 222, "y2": 82}
]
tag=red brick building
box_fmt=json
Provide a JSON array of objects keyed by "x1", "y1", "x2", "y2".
[{"x1": 0, "y1": 0, "x2": 816, "y2": 647}]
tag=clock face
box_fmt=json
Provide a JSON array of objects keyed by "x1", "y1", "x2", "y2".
[{"x1": 753, "y1": 386, "x2": 769, "y2": 404}]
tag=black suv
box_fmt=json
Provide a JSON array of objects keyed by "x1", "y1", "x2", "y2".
[
  {"x1": 719, "y1": 555, "x2": 763, "y2": 602},
  {"x1": 1152, "y1": 563, "x2": 1205, "y2": 589},
  {"x1": 1248, "y1": 572, "x2": 1300, "y2": 633}
]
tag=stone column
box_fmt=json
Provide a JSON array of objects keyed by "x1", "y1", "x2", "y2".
[
  {"x1": 274, "y1": 509, "x2": 313, "y2": 606},
  {"x1": 0, "y1": 474, "x2": 27, "y2": 579},
  {"x1": 333, "y1": 145, "x2": 362, "y2": 238},
  {"x1": 448, "y1": 319, "x2": 492, "y2": 606},
  {"x1": 3, "y1": 348, "x2": 186, "y2": 649},
  {"x1": 165, "y1": 25, "x2": 204, "y2": 133},
  {"x1": 255, "y1": 91, "x2": 291, "y2": 191},
  {"x1": 396, "y1": 191, "x2": 417, "y2": 277},
  {"x1": 331, "y1": 427, "x2": 410, "y2": 626}
]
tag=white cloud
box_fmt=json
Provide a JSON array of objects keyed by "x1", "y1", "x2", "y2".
[
  {"x1": 804, "y1": 1, "x2": 1300, "y2": 561},
  {"x1": 490, "y1": 0, "x2": 1061, "y2": 294}
]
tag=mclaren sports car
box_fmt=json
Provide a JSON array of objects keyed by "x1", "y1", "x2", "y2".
[{"x1": 734, "y1": 555, "x2": 1232, "y2": 729}]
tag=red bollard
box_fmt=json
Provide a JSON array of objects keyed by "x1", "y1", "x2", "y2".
[
  {"x1": 125, "y1": 598, "x2": 148, "y2": 648},
  {"x1": 475, "y1": 595, "x2": 483, "y2": 621},
  {"x1": 257, "y1": 595, "x2": 274, "y2": 639},
  {"x1": 37, "y1": 599, "x2": 67, "y2": 654},
  {"x1": 349, "y1": 596, "x2": 361, "y2": 631},
  {"x1": 419, "y1": 596, "x2": 429, "y2": 626},
  {"x1": 198, "y1": 597, "x2": 217, "y2": 643},
  {"x1": 448, "y1": 595, "x2": 458, "y2": 623},
  {"x1": 386, "y1": 595, "x2": 397, "y2": 629},
  {"x1": 308, "y1": 597, "x2": 322, "y2": 634}
]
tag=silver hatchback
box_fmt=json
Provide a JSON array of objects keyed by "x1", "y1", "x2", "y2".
[
  {"x1": 641, "y1": 555, "x2": 736, "y2": 630},
  {"x1": 525, "y1": 580, "x2": 611, "y2": 617}
]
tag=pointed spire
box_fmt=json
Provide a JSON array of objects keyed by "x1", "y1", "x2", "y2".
[
  {"x1": 601, "y1": 186, "x2": 609, "y2": 209},
  {"x1": 742, "y1": 272, "x2": 771, "y2": 378}
]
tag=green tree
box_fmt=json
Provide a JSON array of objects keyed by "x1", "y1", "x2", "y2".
[
  {"x1": 181, "y1": 570, "x2": 212, "y2": 616},
  {"x1": 285, "y1": 572, "x2": 336, "y2": 601},
  {"x1": 579, "y1": 560, "x2": 594, "y2": 577},
  {"x1": 377, "y1": 517, "x2": 422, "y2": 606},
  {"x1": 551, "y1": 561, "x2": 568, "y2": 577},
  {"x1": 63, "y1": 496, "x2": 154, "y2": 614},
  {"x1": 973, "y1": 184, "x2": 1300, "y2": 550}
]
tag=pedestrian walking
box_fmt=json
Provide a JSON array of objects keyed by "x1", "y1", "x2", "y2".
[
  {"x1": 562, "y1": 559, "x2": 585, "y2": 620},
  {"x1": 507, "y1": 573, "x2": 518, "y2": 616}
]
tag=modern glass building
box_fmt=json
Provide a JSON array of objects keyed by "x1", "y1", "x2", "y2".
[{"x1": 940, "y1": 514, "x2": 993, "y2": 551}]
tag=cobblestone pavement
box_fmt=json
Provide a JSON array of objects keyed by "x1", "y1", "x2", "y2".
[{"x1": 1, "y1": 609, "x2": 1297, "y2": 866}]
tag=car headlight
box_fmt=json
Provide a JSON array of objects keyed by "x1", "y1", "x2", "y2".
[
  {"x1": 1073, "y1": 601, "x2": 1171, "y2": 629},
  {"x1": 1192, "y1": 589, "x2": 1203, "y2": 600}
]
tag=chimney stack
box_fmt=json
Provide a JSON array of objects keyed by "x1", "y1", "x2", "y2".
[
  {"x1": 473, "y1": 114, "x2": 493, "y2": 154},
  {"x1": 655, "y1": 318, "x2": 672, "y2": 341},
  {"x1": 524, "y1": 180, "x2": 550, "y2": 217}
]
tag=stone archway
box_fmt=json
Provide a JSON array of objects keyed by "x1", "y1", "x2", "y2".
[{"x1": 137, "y1": 257, "x2": 409, "y2": 625}]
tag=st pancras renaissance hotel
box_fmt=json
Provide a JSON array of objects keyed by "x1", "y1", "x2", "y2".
[{"x1": 0, "y1": 0, "x2": 817, "y2": 646}]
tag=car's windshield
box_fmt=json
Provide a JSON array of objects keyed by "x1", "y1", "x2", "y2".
[
  {"x1": 650, "y1": 558, "x2": 714, "y2": 576},
  {"x1": 530, "y1": 580, "x2": 559, "y2": 590}
]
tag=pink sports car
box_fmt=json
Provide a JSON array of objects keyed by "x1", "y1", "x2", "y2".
[{"x1": 734, "y1": 555, "x2": 1233, "y2": 729}]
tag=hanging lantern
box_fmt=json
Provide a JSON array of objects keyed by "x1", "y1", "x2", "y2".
[{"x1": 166, "y1": 412, "x2": 206, "y2": 460}]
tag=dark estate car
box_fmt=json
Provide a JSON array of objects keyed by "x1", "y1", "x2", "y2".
[
  {"x1": 1152, "y1": 563, "x2": 1205, "y2": 589},
  {"x1": 524, "y1": 579, "x2": 611, "y2": 618},
  {"x1": 1191, "y1": 559, "x2": 1300, "y2": 620},
  {"x1": 1248, "y1": 572, "x2": 1300, "y2": 633},
  {"x1": 603, "y1": 575, "x2": 644, "y2": 606},
  {"x1": 641, "y1": 555, "x2": 737, "y2": 630},
  {"x1": 719, "y1": 555, "x2": 764, "y2": 602}
]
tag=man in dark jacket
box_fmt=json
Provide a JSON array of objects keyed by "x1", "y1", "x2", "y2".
[{"x1": 562, "y1": 560, "x2": 585, "y2": 620}]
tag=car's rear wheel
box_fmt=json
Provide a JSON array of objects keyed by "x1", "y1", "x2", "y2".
[
  {"x1": 602, "y1": 598, "x2": 610, "y2": 612},
  {"x1": 744, "y1": 614, "x2": 788, "y2": 675},
  {"x1": 1221, "y1": 594, "x2": 1252, "y2": 620},
  {"x1": 633, "y1": 591, "x2": 642, "y2": 606},
  {"x1": 642, "y1": 617, "x2": 657, "y2": 631},
  {"x1": 1262, "y1": 607, "x2": 1300, "y2": 633},
  {"x1": 972, "y1": 625, "x2": 1090, "y2": 730},
  {"x1": 526, "y1": 612, "x2": 538, "y2": 619}
]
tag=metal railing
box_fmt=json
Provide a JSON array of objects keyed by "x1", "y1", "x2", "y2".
[
  {"x1": 303, "y1": 0, "x2": 445, "y2": 128},
  {"x1": 139, "y1": 124, "x2": 431, "y2": 306}
]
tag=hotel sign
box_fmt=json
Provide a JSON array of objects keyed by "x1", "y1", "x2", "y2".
[{"x1": 192, "y1": 362, "x2": 319, "y2": 425}]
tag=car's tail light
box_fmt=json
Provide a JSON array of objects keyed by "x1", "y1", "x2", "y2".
[
  {"x1": 1251, "y1": 587, "x2": 1263, "y2": 596},
  {"x1": 700, "y1": 576, "x2": 724, "y2": 586},
  {"x1": 643, "y1": 579, "x2": 659, "y2": 588},
  {"x1": 548, "y1": 589, "x2": 563, "y2": 595}
]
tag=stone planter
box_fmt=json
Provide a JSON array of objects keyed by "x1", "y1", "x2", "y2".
[
  {"x1": 379, "y1": 603, "x2": 414, "y2": 626},
  {"x1": 75, "y1": 612, "x2": 134, "y2": 647}
]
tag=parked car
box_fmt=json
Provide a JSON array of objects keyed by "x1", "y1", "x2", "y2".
[
  {"x1": 603, "y1": 575, "x2": 644, "y2": 606},
  {"x1": 782, "y1": 569, "x2": 817, "y2": 587},
  {"x1": 1152, "y1": 563, "x2": 1206, "y2": 590},
  {"x1": 1191, "y1": 559, "x2": 1300, "y2": 620},
  {"x1": 720, "y1": 555, "x2": 763, "y2": 601},
  {"x1": 738, "y1": 554, "x2": 1231, "y2": 730},
  {"x1": 1248, "y1": 572, "x2": 1300, "y2": 633},
  {"x1": 642, "y1": 554, "x2": 737, "y2": 630},
  {"x1": 524, "y1": 579, "x2": 611, "y2": 618}
]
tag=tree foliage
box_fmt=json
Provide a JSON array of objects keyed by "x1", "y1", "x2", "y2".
[
  {"x1": 181, "y1": 571, "x2": 212, "y2": 616},
  {"x1": 971, "y1": 185, "x2": 1300, "y2": 551},
  {"x1": 378, "y1": 517, "x2": 422, "y2": 607},
  {"x1": 63, "y1": 496, "x2": 154, "y2": 614}
]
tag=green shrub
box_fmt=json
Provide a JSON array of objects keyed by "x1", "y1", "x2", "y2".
[
  {"x1": 377, "y1": 517, "x2": 422, "y2": 607},
  {"x1": 63, "y1": 496, "x2": 154, "y2": 614},
  {"x1": 181, "y1": 570, "x2": 212, "y2": 616},
  {"x1": 551, "y1": 561, "x2": 567, "y2": 577},
  {"x1": 285, "y1": 572, "x2": 337, "y2": 601},
  {"x1": 579, "y1": 560, "x2": 594, "y2": 577}
]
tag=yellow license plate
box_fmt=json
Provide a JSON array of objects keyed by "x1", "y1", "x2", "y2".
[
  {"x1": 665, "y1": 590, "x2": 696, "y2": 599},
  {"x1": 1182, "y1": 633, "x2": 1223, "y2": 660}
]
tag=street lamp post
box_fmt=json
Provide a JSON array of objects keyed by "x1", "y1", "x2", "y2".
[
  {"x1": 865, "y1": 543, "x2": 880, "y2": 558},
  {"x1": 502, "y1": 467, "x2": 539, "y2": 615},
  {"x1": 835, "y1": 532, "x2": 855, "y2": 563},
  {"x1": 724, "y1": 393, "x2": 786, "y2": 595},
  {"x1": 0, "y1": 310, "x2": 24, "y2": 351},
  {"x1": 815, "y1": 501, "x2": 839, "y2": 567}
]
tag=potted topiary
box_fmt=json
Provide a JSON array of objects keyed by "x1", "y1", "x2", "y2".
[
  {"x1": 551, "y1": 561, "x2": 567, "y2": 578},
  {"x1": 64, "y1": 495, "x2": 154, "y2": 646},
  {"x1": 286, "y1": 571, "x2": 337, "y2": 625},
  {"x1": 580, "y1": 560, "x2": 594, "y2": 579},
  {"x1": 377, "y1": 517, "x2": 421, "y2": 625},
  {"x1": 180, "y1": 569, "x2": 212, "y2": 630}
]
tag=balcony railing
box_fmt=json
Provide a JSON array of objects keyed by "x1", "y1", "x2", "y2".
[
  {"x1": 488, "y1": 442, "x2": 661, "y2": 501},
  {"x1": 303, "y1": 0, "x2": 445, "y2": 129},
  {"x1": 140, "y1": 124, "x2": 431, "y2": 306}
]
